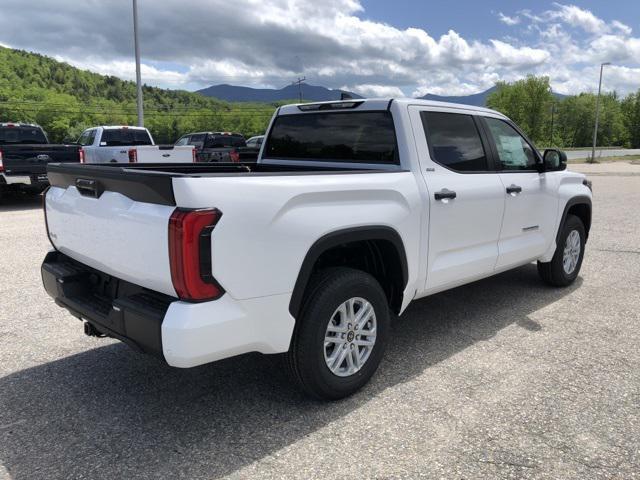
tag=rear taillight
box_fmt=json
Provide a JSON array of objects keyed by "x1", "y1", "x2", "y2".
[
  {"x1": 128, "y1": 148, "x2": 137, "y2": 163},
  {"x1": 168, "y1": 208, "x2": 224, "y2": 301},
  {"x1": 78, "y1": 148, "x2": 85, "y2": 164},
  {"x1": 0, "y1": 148, "x2": 4, "y2": 172},
  {"x1": 192, "y1": 147, "x2": 197, "y2": 163},
  {"x1": 229, "y1": 149, "x2": 240, "y2": 163}
]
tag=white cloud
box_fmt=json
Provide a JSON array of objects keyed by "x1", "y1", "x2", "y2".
[
  {"x1": 611, "y1": 20, "x2": 632, "y2": 36},
  {"x1": 549, "y1": 4, "x2": 606, "y2": 34},
  {"x1": 498, "y1": 13, "x2": 520, "y2": 26},
  {"x1": 0, "y1": 1, "x2": 638, "y2": 97},
  {"x1": 347, "y1": 84, "x2": 405, "y2": 97}
]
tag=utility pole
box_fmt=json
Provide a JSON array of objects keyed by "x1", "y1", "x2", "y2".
[
  {"x1": 550, "y1": 101, "x2": 555, "y2": 146},
  {"x1": 292, "y1": 76, "x2": 306, "y2": 103},
  {"x1": 132, "y1": 0, "x2": 144, "y2": 127},
  {"x1": 590, "y1": 62, "x2": 610, "y2": 163}
]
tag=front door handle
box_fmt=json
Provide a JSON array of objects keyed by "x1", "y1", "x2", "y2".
[
  {"x1": 506, "y1": 184, "x2": 522, "y2": 195},
  {"x1": 434, "y1": 189, "x2": 457, "y2": 201}
]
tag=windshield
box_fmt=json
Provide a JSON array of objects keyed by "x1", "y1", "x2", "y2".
[
  {"x1": 0, "y1": 126, "x2": 48, "y2": 144},
  {"x1": 100, "y1": 128, "x2": 152, "y2": 146}
]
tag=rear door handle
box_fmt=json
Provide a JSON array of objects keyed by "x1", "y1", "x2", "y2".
[
  {"x1": 506, "y1": 184, "x2": 522, "y2": 195},
  {"x1": 434, "y1": 189, "x2": 457, "y2": 201}
]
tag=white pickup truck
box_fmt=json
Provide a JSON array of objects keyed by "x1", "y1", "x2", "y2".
[
  {"x1": 77, "y1": 126, "x2": 195, "y2": 164},
  {"x1": 41, "y1": 99, "x2": 592, "y2": 399}
]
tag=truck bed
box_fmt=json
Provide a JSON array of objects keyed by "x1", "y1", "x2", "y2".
[{"x1": 47, "y1": 162, "x2": 396, "y2": 206}]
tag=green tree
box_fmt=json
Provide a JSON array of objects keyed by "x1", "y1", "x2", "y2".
[{"x1": 487, "y1": 76, "x2": 554, "y2": 144}]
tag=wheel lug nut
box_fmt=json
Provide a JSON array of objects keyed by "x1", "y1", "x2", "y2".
[
  {"x1": 350, "y1": 343, "x2": 355, "y2": 349},
  {"x1": 341, "y1": 333, "x2": 346, "y2": 339},
  {"x1": 348, "y1": 323, "x2": 352, "y2": 329},
  {"x1": 343, "y1": 344, "x2": 348, "y2": 349}
]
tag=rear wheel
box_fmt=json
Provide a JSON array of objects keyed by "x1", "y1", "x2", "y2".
[
  {"x1": 287, "y1": 267, "x2": 389, "y2": 400},
  {"x1": 538, "y1": 214, "x2": 586, "y2": 287}
]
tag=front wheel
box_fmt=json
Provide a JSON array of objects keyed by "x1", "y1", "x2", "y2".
[
  {"x1": 538, "y1": 214, "x2": 586, "y2": 287},
  {"x1": 287, "y1": 267, "x2": 390, "y2": 400}
]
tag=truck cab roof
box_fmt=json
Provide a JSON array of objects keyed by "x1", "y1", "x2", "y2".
[
  {"x1": 99, "y1": 126, "x2": 149, "y2": 130},
  {"x1": 0, "y1": 122, "x2": 42, "y2": 128},
  {"x1": 277, "y1": 98, "x2": 507, "y2": 118}
]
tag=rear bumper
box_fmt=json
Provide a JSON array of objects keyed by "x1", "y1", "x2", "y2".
[
  {"x1": 41, "y1": 251, "x2": 296, "y2": 367},
  {"x1": 1, "y1": 172, "x2": 49, "y2": 187},
  {"x1": 41, "y1": 251, "x2": 172, "y2": 358},
  {"x1": 1, "y1": 173, "x2": 31, "y2": 185}
]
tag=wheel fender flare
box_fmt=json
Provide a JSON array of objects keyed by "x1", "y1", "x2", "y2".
[
  {"x1": 288, "y1": 226, "x2": 408, "y2": 318},
  {"x1": 556, "y1": 195, "x2": 592, "y2": 245}
]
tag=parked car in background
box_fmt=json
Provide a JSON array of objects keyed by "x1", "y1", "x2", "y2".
[
  {"x1": 78, "y1": 126, "x2": 195, "y2": 164},
  {"x1": 246, "y1": 135, "x2": 264, "y2": 149},
  {"x1": 175, "y1": 131, "x2": 249, "y2": 162},
  {"x1": 0, "y1": 122, "x2": 81, "y2": 197},
  {"x1": 41, "y1": 98, "x2": 592, "y2": 400},
  {"x1": 238, "y1": 135, "x2": 264, "y2": 162}
]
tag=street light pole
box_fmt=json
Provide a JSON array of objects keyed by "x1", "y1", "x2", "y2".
[
  {"x1": 590, "y1": 62, "x2": 610, "y2": 163},
  {"x1": 132, "y1": 0, "x2": 144, "y2": 127}
]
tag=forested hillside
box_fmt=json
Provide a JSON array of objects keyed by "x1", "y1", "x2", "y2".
[
  {"x1": 1, "y1": 47, "x2": 640, "y2": 149},
  {"x1": 0, "y1": 47, "x2": 279, "y2": 143}
]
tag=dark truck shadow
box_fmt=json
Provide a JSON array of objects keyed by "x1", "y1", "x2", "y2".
[
  {"x1": 0, "y1": 191, "x2": 42, "y2": 212},
  {"x1": 0, "y1": 265, "x2": 581, "y2": 480}
]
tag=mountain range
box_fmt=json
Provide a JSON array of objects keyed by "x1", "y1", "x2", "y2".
[
  {"x1": 198, "y1": 83, "x2": 567, "y2": 106},
  {"x1": 196, "y1": 83, "x2": 362, "y2": 103},
  {"x1": 417, "y1": 86, "x2": 499, "y2": 106}
]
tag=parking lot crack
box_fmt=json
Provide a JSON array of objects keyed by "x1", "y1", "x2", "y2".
[{"x1": 594, "y1": 248, "x2": 640, "y2": 255}]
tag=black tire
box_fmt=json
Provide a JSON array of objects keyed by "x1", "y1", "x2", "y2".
[
  {"x1": 538, "y1": 214, "x2": 586, "y2": 287},
  {"x1": 287, "y1": 267, "x2": 390, "y2": 400}
]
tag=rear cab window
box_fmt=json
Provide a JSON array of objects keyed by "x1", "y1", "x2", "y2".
[
  {"x1": 264, "y1": 111, "x2": 398, "y2": 164},
  {"x1": 0, "y1": 126, "x2": 48, "y2": 144},
  {"x1": 100, "y1": 128, "x2": 152, "y2": 146},
  {"x1": 206, "y1": 135, "x2": 246, "y2": 148}
]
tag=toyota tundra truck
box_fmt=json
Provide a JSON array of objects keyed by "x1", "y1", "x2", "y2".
[{"x1": 41, "y1": 99, "x2": 592, "y2": 399}]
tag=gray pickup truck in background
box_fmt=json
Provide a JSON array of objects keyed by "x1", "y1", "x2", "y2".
[
  {"x1": 0, "y1": 123, "x2": 81, "y2": 197},
  {"x1": 175, "y1": 131, "x2": 259, "y2": 162}
]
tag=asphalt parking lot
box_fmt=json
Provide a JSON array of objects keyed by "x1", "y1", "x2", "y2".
[{"x1": 1, "y1": 164, "x2": 639, "y2": 480}]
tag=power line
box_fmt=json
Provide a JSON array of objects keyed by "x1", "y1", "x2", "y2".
[{"x1": 291, "y1": 76, "x2": 306, "y2": 102}]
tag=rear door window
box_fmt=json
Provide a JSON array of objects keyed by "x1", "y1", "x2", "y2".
[
  {"x1": 421, "y1": 111, "x2": 488, "y2": 172},
  {"x1": 264, "y1": 111, "x2": 398, "y2": 164},
  {"x1": 100, "y1": 129, "x2": 152, "y2": 146}
]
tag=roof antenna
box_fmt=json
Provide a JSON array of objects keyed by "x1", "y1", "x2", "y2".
[{"x1": 340, "y1": 92, "x2": 353, "y2": 100}]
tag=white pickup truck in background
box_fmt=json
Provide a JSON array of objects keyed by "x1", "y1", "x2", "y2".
[
  {"x1": 77, "y1": 126, "x2": 195, "y2": 164},
  {"x1": 42, "y1": 98, "x2": 592, "y2": 400}
]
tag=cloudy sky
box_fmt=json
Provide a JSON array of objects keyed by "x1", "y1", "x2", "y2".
[{"x1": 0, "y1": 0, "x2": 639, "y2": 97}]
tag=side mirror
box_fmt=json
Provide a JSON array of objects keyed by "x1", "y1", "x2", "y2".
[{"x1": 542, "y1": 149, "x2": 567, "y2": 172}]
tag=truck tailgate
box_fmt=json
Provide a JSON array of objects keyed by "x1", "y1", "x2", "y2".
[
  {"x1": 135, "y1": 145, "x2": 194, "y2": 163},
  {"x1": 2, "y1": 144, "x2": 80, "y2": 175},
  {"x1": 45, "y1": 177, "x2": 177, "y2": 297}
]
